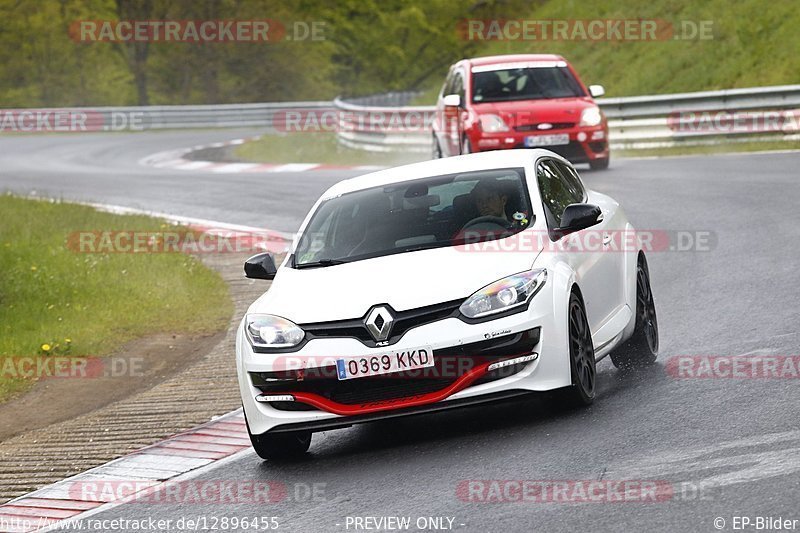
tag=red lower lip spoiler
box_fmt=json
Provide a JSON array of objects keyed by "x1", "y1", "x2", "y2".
[{"x1": 290, "y1": 362, "x2": 492, "y2": 416}]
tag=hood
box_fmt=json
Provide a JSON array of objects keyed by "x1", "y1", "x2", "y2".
[
  {"x1": 473, "y1": 97, "x2": 596, "y2": 128},
  {"x1": 248, "y1": 241, "x2": 541, "y2": 323}
]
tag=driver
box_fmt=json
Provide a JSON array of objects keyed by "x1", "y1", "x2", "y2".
[{"x1": 471, "y1": 178, "x2": 509, "y2": 221}]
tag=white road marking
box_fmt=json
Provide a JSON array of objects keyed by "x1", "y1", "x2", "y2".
[
  {"x1": 172, "y1": 160, "x2": 217, "y2": 170},
  {"x1": 80, "y1": 201, "x2": 295, "y2": 241},
  {"x1": 210, "y1": 163, "x2": 262, "y2": 173},
  {"x1": 139, "y1": 138, "x2": 385, "y2": 173},
  {"x1": 270, "y1": 163, "x2": 321, "y2": 172},
  {"x1": 605, "y1": 429, "x2": 800, "y2": 490}
]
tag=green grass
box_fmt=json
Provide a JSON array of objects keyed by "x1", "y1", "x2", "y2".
[
  {"x1": 617, "y1": 139, "x2": 800, "y2": 158},
  {"x1": 234, "y1": 133, "x2": 427, "y2": 166},
  {"x1": 0, "y1": 195, "x2": 233, "y2": 403},
  {"x1": 235, "y1": 131, "x2": 800, "y2": 166},
  {"x1": 413, "y1": 0, "x2": 800, "y2": 103}
]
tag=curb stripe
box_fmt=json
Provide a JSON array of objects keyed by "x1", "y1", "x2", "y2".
[
  {"x1": 0, "y1": 411, "x2": 250, "y2": 532},
  {"x1": 78, "y1": 201, "x2": 294, "y2": 253},
  {"x1": 270, "y1": 163, "x2": 321, "y2": 172},
  {"x1": 6, "y1": 500, "x2": 98, "y2": 512},
  {"x1": 139, "y1": 136, "x2": 387, "y2": 174}
]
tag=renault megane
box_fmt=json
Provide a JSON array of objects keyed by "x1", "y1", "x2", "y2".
[{"x1": 236, "y1": 149, "x2": 658, "y2": 459}]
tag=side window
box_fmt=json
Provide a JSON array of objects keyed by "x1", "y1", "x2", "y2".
[
  {"x1": 536, "y1": 159, "x2": 581, "y2": 230},
  {"x1": 441, "y1": 68, "x2": 455, "y2": 97},
  {"x1": 553, "y1": 160, "x2": 586, "y2": 202},
  {"x1": 452, "y1": 72, "x2": 465, "y2": 102}
]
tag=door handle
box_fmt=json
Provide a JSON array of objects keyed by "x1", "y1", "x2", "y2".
[{"x1": 602, "y1": 233, "x2": 612, "y2": 245}]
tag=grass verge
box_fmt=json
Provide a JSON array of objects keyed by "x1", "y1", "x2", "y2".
[
  {"x1": 236, "y1": 132, "x2": 800, "y2": 166},
  {"x1": 234, "y1": 133, "x2": 427, "y2": 166},
  {"x1": 616, "y1": 139, "x2": 800, "y2": 159},
  {"x1": 0, "y1": 195, "x2": 233, "y2": 403}
]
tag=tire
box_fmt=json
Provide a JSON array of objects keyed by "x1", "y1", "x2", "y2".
[
  {"x1": 589, "y1": 157, "x2": 610, "y2": 170},
  {"x1": 432, "y1": 135, "x2": 443, "y2": 159},
  {"x1": 610, "y1": 254, "x2": 659, "y2": 369},
  {"x1": 461, "y1": 136, "x2": 472, "y2": 155},
  {"x1": 563, "y1": 290, "x2": 596, "y2": 406},
  {"x1": 245, "y1": 412, "x2": 311, "y2": 460}
]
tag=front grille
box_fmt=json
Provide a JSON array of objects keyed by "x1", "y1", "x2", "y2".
[
  {"x1": 323, "y1": 377, "x2": 452, "y2": 405},
  {"x1": 253, "y1": 328, "x2": 540, "y2": 409},
  {"x1": 300, "y1": 299, "x2": 462, "y2": 348},
  {"x1": 517, "y1": 141, "x2": 588, "y2": 163},
  {"x1": 260, "y1": 375, "x2": 456, "y2": 407},
  {"x1": 515, "y1": 122, "x2": 576, "y2": 132}
]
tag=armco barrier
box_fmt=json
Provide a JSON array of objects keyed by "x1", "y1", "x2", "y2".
[
  {"x1": 4, "y1": 85, "x2": 799, "y2": 151},
  {"x1": 333, "y1": 85, "x2": 800, "y2": 152},
  {"x1": 0, "y1": 101, "x2": 332, "y2": 132}
]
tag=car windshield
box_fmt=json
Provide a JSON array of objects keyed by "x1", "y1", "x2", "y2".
[
  {"x1": 472, "y1": 66, "x2": 585, "y2": 103},
  {"x1": 293, "y1": 168, "x2": 533, "y2": 268}
]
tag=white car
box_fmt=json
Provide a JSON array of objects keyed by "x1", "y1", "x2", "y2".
[{"x1": 236, "y1": 149, "x2": 658, "y2": 459}]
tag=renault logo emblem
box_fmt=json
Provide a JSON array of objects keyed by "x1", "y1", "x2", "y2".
[{"x1": 364, "y1": 305, "x2": 395, "y2": 342}]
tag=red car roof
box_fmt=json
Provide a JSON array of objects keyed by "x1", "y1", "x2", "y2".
[{"x1": 465, "y1": 54, "x2": 566, "y2": 67}]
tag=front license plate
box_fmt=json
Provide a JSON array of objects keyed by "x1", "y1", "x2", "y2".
[
  {"x1": 524, "y1": 133, "x2": 570, "y2": 147},
  {"x1": 336, "y1": 347, "x2": 434, "y2": 380}
]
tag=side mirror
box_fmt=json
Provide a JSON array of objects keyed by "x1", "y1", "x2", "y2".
[
  {"x1": 588, "y1": 85, "x2": 605, "y2": 98},
  {"x1": 556, "y1": 204, "x2": 603, "y2": 237},
  {"x1": 443, "y1": 94, "x2": 461, "y2": 108},
  {"x1": 244, "y1": 252, "x2": 278, "y2": 280}
]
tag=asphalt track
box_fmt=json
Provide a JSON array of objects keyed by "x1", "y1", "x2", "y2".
[{"x1": 1, "y1": 131, "x2": 799, "y2": 532}]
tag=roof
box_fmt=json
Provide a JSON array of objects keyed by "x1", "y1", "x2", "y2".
[
  {"x1": 322, "y1": 149, "x2": 564, "y2": 198},
  {"x1": 466, "y1": 54, "x2": 565, "y2": 67}
]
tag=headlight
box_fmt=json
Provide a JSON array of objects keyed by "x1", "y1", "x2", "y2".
[
  {"x1": 579, "y1": 106, "x2": 602, "y2": 127},
  {"x1": 479, "y1": 114, "x2": 510, "y2": 133},
  {"x1": 245, "y1": 314, "x2": 304, "y2": 348},
  {"x1": 459, "y1": 269, "x2": 547, "y2": 319}
]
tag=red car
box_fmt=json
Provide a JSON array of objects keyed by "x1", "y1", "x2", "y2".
[{"x1": 432, "y1": 54, "x2": 610, "y2": 169}]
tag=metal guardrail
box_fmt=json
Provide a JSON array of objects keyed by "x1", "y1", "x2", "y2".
[
  {"x1": 134, "y1": 101, "x2": 333, "y2": 129},
  {"x1": 333, "y1": 85, "x2": 800, "y2": 152},
  {"x1": 0, "y1": 101, "x2": 332, "y2": 132},
  {"x1": 4, "y1": 86, "x2": 798, "y2": 152},
  {"x1": 334, "y1": 96, "x2": 434, "y2": 153}
]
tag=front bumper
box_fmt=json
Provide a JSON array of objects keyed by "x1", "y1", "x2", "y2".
[
  {"x1": 251, "y1": 327, "x2": 540, "y2": 415},
  {"x1": 237, "y1": 287, "x2": 572, "y2": 436},
  {"x1": 468, "y1": 125, "x2": 609, "y2": 163}
]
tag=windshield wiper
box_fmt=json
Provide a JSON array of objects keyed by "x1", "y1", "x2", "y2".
[
  {"x1": 395, "y1": 242, "x2": 450, "y2": 254},
  {"x1": 294, "y1": 258, "x2": 349, "y2": 269}
]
